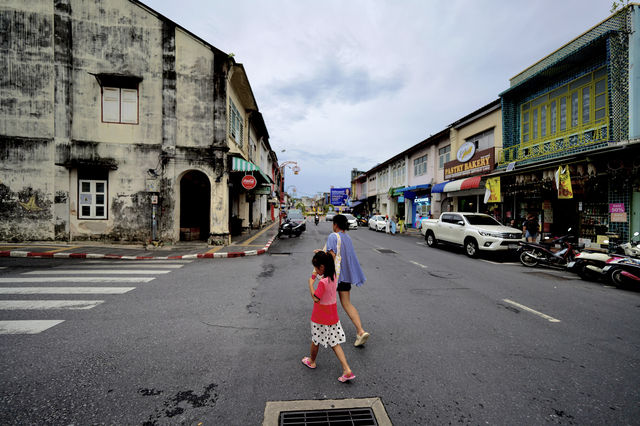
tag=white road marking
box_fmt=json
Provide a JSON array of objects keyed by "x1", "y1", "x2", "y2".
[
  {"x1": 0, "y1": 300, "x2": 104, "y2": 310},
  {"x1": 502, "y1": 299, "x2": 561, "y2": 323},
  {"x1": 23, "y1": 270, "x2": 171, "y2": 275},
  {"x1": 480, "y1": 260, "x2": 520, "y2": 265},
  {"x1": 0, "y1": 287, "x2": 135, "y2": 294},
  {"x1": 0, "y1": 277, "x2": 154, "y2": 283},
  {"x1": 410, "y1": 261, "x2": 429, "y2": 269},
  {"x1": 0, "y1": 320, "x2": 65, "y2": 334},
  {"x1": 82, "y1": 260, "x2": 192, "y2": 264},
  {"x1": 56, "y1": 264, "x2": 184, "y2": 269},
  {"x1": 0, "y1": 267, "x2": 7, "y2": 270}
]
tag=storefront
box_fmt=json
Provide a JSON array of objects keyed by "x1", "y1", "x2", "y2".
[
  {"x1": 395, "y1": 184, "x2": 431, "y2": 227},
  {"x1": 497, "y1": 149, "x2": 640, "y2": 245}
]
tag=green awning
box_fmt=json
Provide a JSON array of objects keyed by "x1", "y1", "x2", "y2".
[{"x1": 231, "y1": 157, "x2": 273, "y2": 184}]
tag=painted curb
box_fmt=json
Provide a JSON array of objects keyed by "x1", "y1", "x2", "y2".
[{"x1": 0, "y1": 233, "x2": 278, "y2": 260}]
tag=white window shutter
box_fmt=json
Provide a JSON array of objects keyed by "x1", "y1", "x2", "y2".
[
  {"x1": 121, "y1": 89, "x2": 138, "y2": 123},
  {"x1": 103, "y1": 87, "x2": 120, "y2": 122}
]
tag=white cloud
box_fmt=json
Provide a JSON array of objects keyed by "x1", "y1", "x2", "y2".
[{"x1": 145, "y1": 0, "x2": 610, "y2": 196}]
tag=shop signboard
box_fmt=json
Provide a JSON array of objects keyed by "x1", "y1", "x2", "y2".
[
  {"x1": 611, "y1": 212, "x2": 627, "y2": 222},
  {"x1": 241, "y1": 175, "x2": 257, "y2": 190},
  {"x1": 444, "y1": 148, "x2": 494, "y2": 180},
  {"x1": 609, "y1": 203, "x2": 625, "y2": 213}
]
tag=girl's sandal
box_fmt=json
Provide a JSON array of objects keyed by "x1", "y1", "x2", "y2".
[
  {"x1": 338, "y1": 372, "x2": 355, "y2": 382},
  {"x1": 301, "y1": 357, "x2": 316, "y2": 369}
]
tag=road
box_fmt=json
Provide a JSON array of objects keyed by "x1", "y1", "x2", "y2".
[{"x1": 1, "y1": 220, "x2": 639, "y2": 424}]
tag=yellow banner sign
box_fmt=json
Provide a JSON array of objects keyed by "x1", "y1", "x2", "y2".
[
  {"x1": 555, "y1": 166, "x2": 573, "y2": 199},
  {"x1": 484, "y1": 177, "x2": 501, "y2": 203}
]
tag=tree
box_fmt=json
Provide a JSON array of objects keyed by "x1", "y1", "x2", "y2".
[{"x1": 611, "y1": 0, "x2": 630, "y2": 13}]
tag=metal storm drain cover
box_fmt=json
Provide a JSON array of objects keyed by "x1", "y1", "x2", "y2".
[
  {"x1": 279, "y1": 407, "x2": 377, "y2": 425},
  {"x1": 264, "y1": 398, "x2": 391, "y2": 426},
  {"x1": 375, "y1": 248, "x2": 396, "y2": 254}
]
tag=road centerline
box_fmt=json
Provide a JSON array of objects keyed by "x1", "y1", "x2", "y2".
[{"x1": 502, "y1": 299, "x2": 561, "y2": 323}]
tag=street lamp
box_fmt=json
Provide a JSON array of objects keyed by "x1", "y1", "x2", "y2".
[{"x1": 278, "y1": 161, "x2": 300, "y2": 226}]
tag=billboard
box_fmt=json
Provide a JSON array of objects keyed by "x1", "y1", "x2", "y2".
[{"x1": 330, "y1": 188, "x2": 351, "y2": 206}]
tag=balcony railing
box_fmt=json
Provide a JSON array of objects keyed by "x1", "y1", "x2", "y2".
[{"x1": 498, "y1": 125, "x2": 609, "y2": 166}]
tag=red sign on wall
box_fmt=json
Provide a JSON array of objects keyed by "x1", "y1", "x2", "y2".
[{"x1": 241, "y1": 175, "x2": 257, "y2": 190}]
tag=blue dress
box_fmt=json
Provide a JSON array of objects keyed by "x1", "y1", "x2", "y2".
[{"x1": 326, "y1": 232, "x2": 366, "y2": 287}]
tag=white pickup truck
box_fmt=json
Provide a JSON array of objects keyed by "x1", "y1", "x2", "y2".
[{"x1": 421, "y1": 212, "x2": 523, "y2": 257}]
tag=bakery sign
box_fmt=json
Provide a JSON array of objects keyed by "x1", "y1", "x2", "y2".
[{"x1": 444, "y1": 147, "x2": 495, "y2": 180}]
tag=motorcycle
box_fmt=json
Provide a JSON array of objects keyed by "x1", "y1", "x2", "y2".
[
  {"x1": 357, "y1": 217, "x2": 368, "y2": 227},
  {"x1": 601, "y1": 232, "x2": 640, "y2": 287},
  {"x1": 314, "y1": 215, "x2": 319, "y2": 226},
  {"x1": 567, "y1": 232, "x2": 640, "y2": 281},
  {"x1": 279, "y1": 218, "x2": 304, "y2": 238},
  {"x1": 518, "y1": 230, "x2": 577, "y2": 269},
  {"x1": 603, "y1": 257, "x2": 640, "y2": 288}
]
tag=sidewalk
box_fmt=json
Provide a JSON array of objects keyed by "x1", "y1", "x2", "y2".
[{"x1": 0, "y1": 222, "x2": 280, "y2": 260}]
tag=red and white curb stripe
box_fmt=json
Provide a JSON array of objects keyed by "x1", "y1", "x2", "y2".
[{"x1": 0, "y1": 233, "x2": 278, "y2": 260}]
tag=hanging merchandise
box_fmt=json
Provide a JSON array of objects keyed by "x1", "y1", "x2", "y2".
[
  {"x1": 484, "y1": 177, "x2": 501, "y2": 203},
  {"x1": 555, "y1": 165, "x2": 573, "y2": 199}
]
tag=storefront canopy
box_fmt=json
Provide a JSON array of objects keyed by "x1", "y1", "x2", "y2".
[
  {"x1": 231, "y1": 157, "x2": 273, "y2": 184},
  {"x1": 431, "y1": 175, "x2": 484, "y2": 193}
]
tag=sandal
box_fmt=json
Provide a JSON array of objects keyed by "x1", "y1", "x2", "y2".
[
  {"x1": 354, "y1": 332, "x2": 370, "y2": 347},
  {"x1": 301, "y1": 357, "x2": 316, "y2": 369},
  {"x1": 338, "y1": 372, "x2": 355, "y2": 382}
]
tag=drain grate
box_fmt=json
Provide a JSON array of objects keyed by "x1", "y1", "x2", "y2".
[
  {"x1": 375, "y1": 248, "x2": 396, "y2": 254},
  {"x1": 279, "y1": 407, "x2": 378, "y2": 425}
]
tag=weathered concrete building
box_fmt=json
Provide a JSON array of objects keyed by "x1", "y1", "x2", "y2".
[{"x1": 0, "y1": 0, "x2": 278, "y2": 244}]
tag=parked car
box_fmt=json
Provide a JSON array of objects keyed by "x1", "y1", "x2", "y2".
[
  {"x1": 369, "y1": 215, "x2": 387, "y2": 231},
  {"x1": 344, "y1": 214, "x2": 358, "y2": 230},
  {"x1": 421, "y1": 212, "x2": 522, "y2": 257},
  {"x1": 325, "y1": 212, "x2": 336, "y2": 222},
  {"x1": 285, "y1": 210, "x2": 306, "y2": 232}
]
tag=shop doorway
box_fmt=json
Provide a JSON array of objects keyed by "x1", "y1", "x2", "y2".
[
  {"x1": 632, "y1": 191, "x2": 640, "y2": 237},
  {"x1": 179, "y1": 170, "x2": 211, "y2": 241}
]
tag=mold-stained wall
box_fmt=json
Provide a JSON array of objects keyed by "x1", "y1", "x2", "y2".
[
  {"x1": 71, "y1": 0, "x2": 163, "y2": 146},
  {"x1": 1, "y1": 0, "x2": 274, "y2": 243},
  {"x1": 0, "y1": 1, "x2": 56, "y2": 240},
  {"x1": 175, "y1": 29, "x2": 214, "y2": 148}
]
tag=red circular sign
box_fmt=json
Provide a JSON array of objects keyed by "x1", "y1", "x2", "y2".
[{"x1": 241, "y1": 175, "x2": 257, "y2": 190}]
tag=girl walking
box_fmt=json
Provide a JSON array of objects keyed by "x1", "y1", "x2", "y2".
[{"x1": 301, "y1": 251, "x2": 355, "y2": 383}]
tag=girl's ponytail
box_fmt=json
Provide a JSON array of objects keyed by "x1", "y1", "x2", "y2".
[{"x1": 312, "y1": 251, "x2": 336, "y2": 281}]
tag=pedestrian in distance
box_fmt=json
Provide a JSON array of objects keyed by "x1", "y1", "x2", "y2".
[
  {"x1": 326, "y1": 214, "x2": 370, "y2": 347},
  {"x1": 523, "y1": 213, "x2": 540, "y2": 242},
  {"x1": 301, "y1": 251, "x2": 355, "y2": 383},
  {"x1": 385, "y1": 215, "x2": 390, "y2": 234}
]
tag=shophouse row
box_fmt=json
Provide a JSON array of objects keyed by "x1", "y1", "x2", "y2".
[
  {"x1": 351, "y1": 4, "x2": 640, "y2": 244},
  {"x1": 0, "y1": 0, "x2": 283, "y2": 244}
]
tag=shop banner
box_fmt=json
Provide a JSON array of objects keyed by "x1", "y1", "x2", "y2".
[
  {"x1": 484, "y1": 177, "x2": 501, "y2": 203},
  {"x1": 555, "y1": 166, "x2": 573, "y2": 199}
]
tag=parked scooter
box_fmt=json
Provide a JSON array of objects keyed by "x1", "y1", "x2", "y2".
[
  {"x1": 603, "y1": 257, "x2": 640, "y2": 288},
  {"x1": 518, "y1": 230, "x2": 577, "y2": 268},
  {"x1": 601, "y1": 232, "x2": 640, "y2": 287},
  {"x1": 279, "y1": 218, "x2": 304, "y2": 238},
  {"x1": 567, "y1": 235, "x2": 634, "y2": 281}
]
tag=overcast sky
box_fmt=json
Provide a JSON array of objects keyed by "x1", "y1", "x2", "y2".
[{"x1": 144, "y1": 0, "x2": 611, "y2": 197}]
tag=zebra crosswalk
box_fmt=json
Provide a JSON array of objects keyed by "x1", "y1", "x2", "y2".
[{"x1": 0, "y1": 260, "x2": 191, "y2": 335}]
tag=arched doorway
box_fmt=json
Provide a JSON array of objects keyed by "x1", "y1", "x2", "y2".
[{"x1": 180, "y1": 170, "x2": 210, "y2": 241}]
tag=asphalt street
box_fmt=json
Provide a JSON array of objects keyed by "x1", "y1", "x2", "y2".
[{"x1": 1, "y1": 220, "x2": 639, "y2": 424}]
